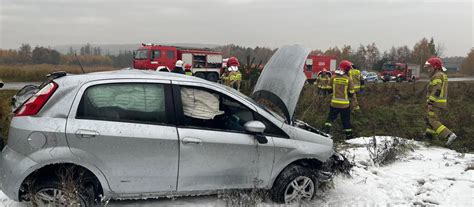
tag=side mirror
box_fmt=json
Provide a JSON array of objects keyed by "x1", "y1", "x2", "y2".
[
  {"x1": 244, "y1": 121, "x2": 266, "y2": 134},
  {"x1": 244, "y1": 121, "x2": 268, "y2": 144}
]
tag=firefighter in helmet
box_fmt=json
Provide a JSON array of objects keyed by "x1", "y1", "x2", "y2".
[
  {"x1": 184, "y1": 63, "x2": 193, "y2": 76},
  {"x1": 323, "y1": 60, "x2": 359, "y2": 140},
  {"x1": 227, "y1": 57, "x2": 242, "y2": 90},
  {"x1": 172, "y1": 60, "x2": 185, "y2": 74},
  {"x1": 424, "y1": 57, "x2": 457, "y2": 146},
  {"x1": 316, "y1": 68, "x2": 332, "y2": 95},
  {"x1": 349, "y1": 64, "x2": 363, "y2": 93}
]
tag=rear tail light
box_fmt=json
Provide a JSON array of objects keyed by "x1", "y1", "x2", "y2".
[{"x1": 15, "y1": 82, "x2": 58, "y2": 116}]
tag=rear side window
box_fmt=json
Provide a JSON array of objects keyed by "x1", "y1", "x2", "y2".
[{"x1": 77, "y1": 83, "x2": 170, "y2": 125}]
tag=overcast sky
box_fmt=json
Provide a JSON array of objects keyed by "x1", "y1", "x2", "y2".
[{"x1": 0, "y1": 0, "x2": 472, "y2": 56}]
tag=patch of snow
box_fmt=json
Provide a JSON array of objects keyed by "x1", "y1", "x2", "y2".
[{"x1": 1, "y1": 137, "x2": 473, "y2": 206}]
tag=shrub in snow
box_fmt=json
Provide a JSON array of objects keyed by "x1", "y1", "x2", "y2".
[{"x1": 366, "y1": 136, "x2": 416, "y2": 166}]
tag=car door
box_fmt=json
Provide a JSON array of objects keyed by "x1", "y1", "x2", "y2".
[
  {"x1": 66, "y1": 79, "x2": 179, "y2": 194},
  {"x1": 173, "y1": 83, "x2": 275, "y2": 192}
]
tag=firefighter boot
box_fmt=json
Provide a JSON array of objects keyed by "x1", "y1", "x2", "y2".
[
  {"x1": 445, "y1": 133, "x2": 458, "y2": 146},
  {"x1": 323, "y1": 123, "x2": 331, "y2": 134},
  {"x1": 424, "y1": 129, "x2": 436, "y2": 140},
  {"x1": 345, "y1": 129, "x2": 353, "y2": 140}
]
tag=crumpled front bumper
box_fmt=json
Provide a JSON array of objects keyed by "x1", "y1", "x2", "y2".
[{"x1": 0, "y1": 145, "x2": 38, "y2": 201}]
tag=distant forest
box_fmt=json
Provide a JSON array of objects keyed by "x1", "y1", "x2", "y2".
[{"x1": 0, "y1": 38, "x2": 472, "y2": 74}]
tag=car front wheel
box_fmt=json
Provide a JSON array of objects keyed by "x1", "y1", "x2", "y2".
[{"x1": 271, "y1": 165, "x2": 318, "y2": 204}]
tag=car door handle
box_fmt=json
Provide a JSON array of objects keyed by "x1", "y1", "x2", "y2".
[
  {"x1": 75, "y1": 129, "x2": 100, "y2": 139},
  {"x1": 182, "y1": 137, "x2": 202, "y2": 145}
]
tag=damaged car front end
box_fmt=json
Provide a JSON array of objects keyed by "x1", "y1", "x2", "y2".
[{"x1": 251, "y1": 45, "x2": 350, "y2": 202}]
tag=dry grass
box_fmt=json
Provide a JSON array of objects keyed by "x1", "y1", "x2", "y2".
[
  {"x1": 0, "y1": 90, "x2": 16, "y2": 146},
  {"x1": 293, "y1": 81, "x2": 474, "y2": 153},
  {"x1": 0, "y1": 64, "x2": 117, "y2": 82}
]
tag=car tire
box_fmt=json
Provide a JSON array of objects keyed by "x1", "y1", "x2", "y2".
[
  {"x1": 271, "y1": 165, "x2": 318, "y2": 204},
  {"x1": 31, "y1": 178, "x2": 96, "y2": 206},
  {"x1": 195, "y1": 72, "x2": 206, "y2": 80},
  {"x1": 206, "y1": 72, "x2": 219, "y2": 82}
]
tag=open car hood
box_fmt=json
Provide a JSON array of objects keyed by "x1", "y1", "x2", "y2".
[{"x1": 252, "y1": 45, "x2": 310, "y2": 123}]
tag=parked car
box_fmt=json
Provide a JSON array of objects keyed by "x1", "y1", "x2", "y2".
[
  {"x1": 362, "y1": 71, "x2": 379, "y2": 83},
  {"x1": 0, "y1": 45, "x2": 334, "y2": 205}
]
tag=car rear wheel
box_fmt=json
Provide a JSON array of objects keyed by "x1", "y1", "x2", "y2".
[
  {"x1": 206, "y1": 72, "x2": 219, "y2": 82},
  {"x1": 194, "y1": 72, "x2": 206, "y2": 80},
  {"x1": 271, "y1": 165, "x2": 318, "y2": 204},
  {"x1": 31, "y1": 179, "x2": 96, "y2": 206}
]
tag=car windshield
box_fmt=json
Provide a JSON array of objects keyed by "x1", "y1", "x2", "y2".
[
  {"x1": 383, "y1": 64, "x2": 396, "y2": 71},
  {"x1": 221, "y1": 85, "x2": 286, "y2": 123},
  {"x1": 134, "y1": 50, "x2": 148, "y2": 59}
]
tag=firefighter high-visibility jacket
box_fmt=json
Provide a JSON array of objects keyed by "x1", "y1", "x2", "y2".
[
  {"x1": 426, "y1": 71, "x2": 448, "y2": 109},
  {"x1": 329, "y1": 74, "x2": 357, "y2": 109},
  {"x1": 185, "y1": 69, "x2": 193, "y2": 76},
  {"x1": 349, "y1": 69, "x2": 362, "y2": 92},
  {"x1": 229, "y1": 71, "x2": 242, "y2": 81},
  {"x1": 317, "y1": 72, "x2": 332, "y2": 89}
]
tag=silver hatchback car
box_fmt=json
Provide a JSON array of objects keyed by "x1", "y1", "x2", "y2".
[{"x1": 0, "y1": 45, "x2": 334, "y2": 205}]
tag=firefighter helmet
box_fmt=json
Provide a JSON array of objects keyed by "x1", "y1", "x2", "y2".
[
  {"x1": 175, "y1": 60, "x2": 184, "y2": 67},
  {"x1": 184, "y1": 63, "x2": 192, "y2": 70},
  {"x1": 339, "y1": 60, "x2": 353, "y2": 72},
  {"x1": 228, "y1": 57, "x2": 240, "y2": 67},
  {"x1": 425, "y1": 57, "x2": 447, "y2": 71}
]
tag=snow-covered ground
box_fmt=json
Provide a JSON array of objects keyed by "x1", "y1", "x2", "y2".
[{"x1": 1, "y1": 137, "x2": 473, "y2": 206}]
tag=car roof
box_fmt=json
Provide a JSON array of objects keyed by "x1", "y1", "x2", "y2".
[{"x1": 59, "y1": 68, "x2": 217, "y2": 86}]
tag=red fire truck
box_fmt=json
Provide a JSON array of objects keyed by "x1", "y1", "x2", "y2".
[
  {"x1": 304, "y1": 55, "x2": 337, "y2": 83},
  {"x1": 133, "y1": 44, "x2": 223, "y2": 82},
  {"x1": 380, "y1": 62, "x2": 420, "y2": 82}
]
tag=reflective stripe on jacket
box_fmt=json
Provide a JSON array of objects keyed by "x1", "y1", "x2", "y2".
[
  {"x1": 330, "y1": 74, "x2": 355, "y2": 109},
  {"x1": 229, "y1": 71, "x2": 242, "y2": 81},
  {"x1": 427, "y1": 71, "x2": 448, "y2": 108}
]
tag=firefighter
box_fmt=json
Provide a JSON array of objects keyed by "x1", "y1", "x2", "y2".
[
  {"x1": 184, "y1": 63, "x2": 193, "y2": 76},
  {"x1": 227, "y1": 57, "x2": 242, "y2": 90},
  {"x1": 352, "y1": 65, "x2": 366, "y2": 92},
  {"x1": 423, "y1": 57, "x2": 457, "y2": 146},
  {"x1": 323, "y1": 60, "x2": 359, "y2": 140},
  {"x1": 349, "y1": 64, "x2": 363, "y2": 93},
  {"x1": 172, "y1": 60, "x2": 185, "y2": 74},
  {"x1": 316, "y1": 68, "x2": 332, "y2": 95}
]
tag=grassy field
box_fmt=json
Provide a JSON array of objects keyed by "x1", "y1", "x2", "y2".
[
  {"x1": 1, "y1": 80, "x2": 473, "y2": 152},
  {"x1": 294, "y1": 81, "x2": 474, "y2": 153},
  {"x1": 0, "y1": 64, "x2": 117, "y2": 82}
]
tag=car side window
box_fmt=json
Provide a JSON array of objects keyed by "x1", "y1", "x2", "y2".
[
  {"x1": 180, "y1": 86, "x2": 254, "y2": 133},
  {"x1": 254, "y1": 113, "x2": 288, "y2": 138},
  {"x1": 76, "y1": 83, "x2": 169, "y2": 125}
]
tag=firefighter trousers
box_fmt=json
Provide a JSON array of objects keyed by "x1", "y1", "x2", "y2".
[
  {"x1": 425, "y1": 105, "x2": 452, "y2": 139},
  {"x1": 324, "y1": 106, "x2": 352, "y2": 138}
]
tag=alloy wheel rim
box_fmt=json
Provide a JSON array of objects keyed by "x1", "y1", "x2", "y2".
[
  {"x1": 284, "y1": 176, "x2": 315, "y2": 204},
  {"x1": 35, "y1": 188, "x2": 86, "y2": 206}
]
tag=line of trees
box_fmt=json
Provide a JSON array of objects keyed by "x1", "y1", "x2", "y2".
[
  {"x1": 0, "y1": 43, "x2": 133, "y2": 67},
  {"x1": 0, "y1": 39, "x2": 472, "y2": 74}
]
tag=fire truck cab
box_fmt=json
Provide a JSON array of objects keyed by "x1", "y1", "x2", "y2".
[
  {"x1": 133, "y1": 44, "x2": 223, "y2": 82},
  {"x1": 381, "y1": 62, "x2": 420, "y2": 82},
  {"x1": 304, "y1": 55, "x2": 337, "y2": 83}
]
